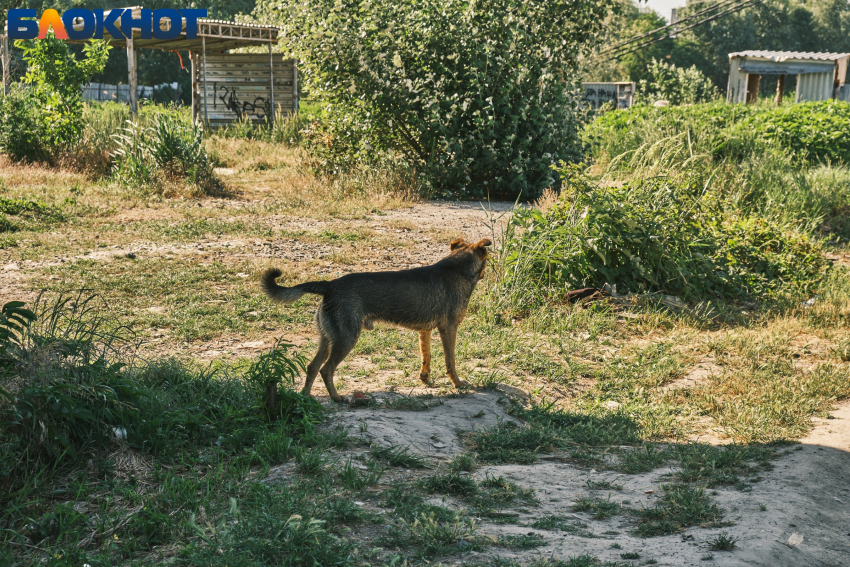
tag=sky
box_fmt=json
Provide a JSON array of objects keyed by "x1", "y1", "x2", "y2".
[{"x1": 640, "y1": 0, "x2": 684, "y2": 23}]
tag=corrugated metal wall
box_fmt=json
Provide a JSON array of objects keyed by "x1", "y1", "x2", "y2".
[
  {"x1": 196, "y1": 54, "x2": 297, "y2": 126},
  {"x1": 795, "y1": 72, "x2": 834, "y2": 102}
]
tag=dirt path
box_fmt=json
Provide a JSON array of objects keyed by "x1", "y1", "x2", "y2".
[{"x1": 333, "y1": 391, "x2": 850, "y2": 567}]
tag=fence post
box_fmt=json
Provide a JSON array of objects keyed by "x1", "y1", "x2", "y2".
[
  {"x1": 127, "y1": 36, "x2": 138, "y2": 113},
  {"x1": 201, "y1": 37, "x2": 208, "y2": 124},
  {"x1": 293, "y1": 60, "x2": 299, "y2": 113},
  {"x1": 1, "y1": 35, "x2": 9, "y2": 96},
  {"x1": 268, "y1": 43, "x2": 275, "y2": 123}
]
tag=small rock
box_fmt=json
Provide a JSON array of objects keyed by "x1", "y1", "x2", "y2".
[{"x1": 125, "y1": 252, "x2": 136, "y2": 259}]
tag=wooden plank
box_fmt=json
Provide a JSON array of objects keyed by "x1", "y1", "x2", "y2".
[
  {"x1": 1, "y1": 35, "x2": 9, "y2": 96},
  {"x1": 127, "y1": 37, "x2": 138, "y2": 114}
]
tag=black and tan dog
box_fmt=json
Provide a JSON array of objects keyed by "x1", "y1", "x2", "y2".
[{"x1": 261, "y1": 238, "x2": 492, "y2": 402}]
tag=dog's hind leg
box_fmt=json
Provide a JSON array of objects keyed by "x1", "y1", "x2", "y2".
[
  {"x1": 438, "y1": 325, "x2": 471, "y2": 389},
  {"x1": 418, "y1": 330, "x2": 432, "y2": 385},
  {"x1": 303, "y1": 333, "x2": 331, "y2": 397},
  {"x1": 319, "y1": 330, "x2": 360, "y2": 403}
]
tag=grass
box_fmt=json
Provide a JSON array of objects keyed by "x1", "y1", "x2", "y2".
[
  {"x1": 707, "y1": 531, "x2": 738, "y2": 551},
  {"x1": 2, "y1": 100, "x2": 850, "y2": 565},
  {"x1": 529, "y1": 515, "x2": 595, "y2": 537},
  {"x1": 634, "y1": 484, "x2": 724, "y2": 537}
]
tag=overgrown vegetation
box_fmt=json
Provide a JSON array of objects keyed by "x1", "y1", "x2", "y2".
[
  {"x1": 259, "y1": 0, "x2": 613, "y2": 199},
  {"x1": 0, "y1": 37, "x2": 110, "y2": 163}
]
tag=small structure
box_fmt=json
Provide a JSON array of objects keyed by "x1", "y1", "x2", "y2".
[
  {"x1": 1, "y1": 7, "x2": 297, "y2": 124},
  {"x1": 582, "y1": 82, "x2": 635, "y2": 110},
  {"x1": 727, "y1": 51, "x2": 850, "y2": 104}
]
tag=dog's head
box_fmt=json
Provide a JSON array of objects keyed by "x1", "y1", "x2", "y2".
[{"x1": 449, "y1": 238, "x2": 492, "y2": 282}]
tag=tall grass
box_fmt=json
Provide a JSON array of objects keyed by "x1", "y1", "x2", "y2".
[{"x1": 587, "y1": 101, "x2": 850, "y2": 240}]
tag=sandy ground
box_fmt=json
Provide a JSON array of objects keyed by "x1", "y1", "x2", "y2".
[{"x1": 332, "y1": 390, "x2": 850, "y2": 567}]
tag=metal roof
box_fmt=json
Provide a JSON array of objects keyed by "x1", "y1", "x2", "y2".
[{"x1": 729, "y1": 51, "x2": 850, "y2": 61}]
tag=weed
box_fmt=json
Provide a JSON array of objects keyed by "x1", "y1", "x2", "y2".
[
  {"x1": 572, "y1": 496, "x2": 624, "y2": 520},
  {"x1": 473, "y1": 475, "x2": 538, "y2": 512},
  {"x1": 616, "y1": 445, "x2": 671, "y2": 474},
  {"x1": 337, "y1": 458, "x2": 385, "y2": 489},
  {"x1": 419, "y1": 472, "x2": 478, "y2": 497},
  {"x1": 530, "y1": 515, "x2": 595, "y2": 537},
  {"x1": 707, "y1": 532, "x2": 738, "y2": 551},
  {"x1": 448, "y1": 453, "x2": 477, "y2": 472},
  {"x1": 385, "y1": 512, "x2": 480, "y2": 558},
  {"x1": 620, "y1": 551, "x2": 641, "y2": 559},
  {"x1": 295, "y1": 447, "x2": 335, "y2": 475},
  {"x1": 370, "y1": 444, "x2": 428, "y2": 468},
  {"x1": 586, "y1": 479, "x2": 624, "y2": 491},
  {"x1": 498, "y1": 532, "x2": 547, "y2": 549},
  {"x1": 461, "y1": 422, "x2": 557, "y2": 464},
  {"x1": 634, "y1": 484, "x2": 723, "y2": 537}
]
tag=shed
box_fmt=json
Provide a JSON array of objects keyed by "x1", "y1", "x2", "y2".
[
  {"x1": 727, "y1": 51, "x2": 850, "y2": 104},
  {"x1": 1, "y1": 7, "x2": 297, "y2": 124}
]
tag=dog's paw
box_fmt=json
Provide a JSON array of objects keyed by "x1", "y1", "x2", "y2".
[
  {"x1": 419, "y1": 373, "x2": 432, "y2": 386},
  {"x1": 454, "y1": 379, "x2": 473, "y2": 389}
]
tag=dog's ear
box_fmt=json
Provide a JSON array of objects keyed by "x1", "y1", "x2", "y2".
[
  {"x1": 474, "y1": 239, "x2": 493, "y2": 248},
  {"x1": 450, "y1": 238, "x2": 466, "y2": 251}
]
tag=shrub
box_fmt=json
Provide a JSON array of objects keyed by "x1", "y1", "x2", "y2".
[
  {"x1": 0, "y1": 36, "x2": 110, "y2": 162},
  {"x1": 498, "y1": 164, "x2": 831, "y2": 305},
  {"x1": 1, "y1": 295, "x2": 147, "y2": 470},
  {"x1": 259, "y1": 0, "x2": 614, "y2": 199},
  {"x1": 112, "y1": 114, "x2": 220, "y2": 194},
  {"x1": 638, "y1": 59, "x2": 717, "y2": 106},
  {"x1": 735, "y1": 100, "x2": 850, "y2": 164},
  {"x1": 0, "y1": 86, "x2": 50, "y2": 162}
]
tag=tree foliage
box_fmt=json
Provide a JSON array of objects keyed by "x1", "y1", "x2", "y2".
[
  {"x1": 638, "y1": 59, "x2": 718, "y2": 105},
  {"x1": 0, "y1": 35, "x2": 110, "y2": 161},
  {"x1": 256, "y1": 0, "x2": 615, "y2": 199},
  {"x1": 583, "y1": 0, "x2": 850, "y2": 94}
]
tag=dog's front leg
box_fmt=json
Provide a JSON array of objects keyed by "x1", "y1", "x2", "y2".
[
  {"x1": 438, "y1": 325, "x2": 471, "y2": 389},
  {"x1": 419, "y1": 330, "x2": 432, "y2": 385}
]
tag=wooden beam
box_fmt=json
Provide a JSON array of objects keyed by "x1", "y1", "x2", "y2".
[
  {"x1": 202, "y1": 36, "x2": 208, "y2": 124},
  {"x1": 2, "y1": 35, "x2": 10, "y2": 96},
  {"x1": 127, "y1": 36, "x2": 138, "y2": 114},
  {"x1": 293, "y1": 60, "x2": 299, "y2": 113},
  {"x1": 775, "y1": 74, "x2": 785, "y2": 106},
  {"x1": 268, "y1": 42, "x2": 275, "y2": 123},
  {"x1": 190, "y1": 50, "x2": 197, "y2": 123}
]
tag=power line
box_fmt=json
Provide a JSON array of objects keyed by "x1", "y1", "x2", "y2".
[
  {"x1": 598, "y1": 0, "x2": 741, "y2": 55},
  {"x1": 605, "y1": 0, "x2": 761, "y2": 60}
]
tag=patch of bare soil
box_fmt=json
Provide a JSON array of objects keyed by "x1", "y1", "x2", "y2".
[{"x1": 329, "y1": 388, "x2": 850, "y2": 566}]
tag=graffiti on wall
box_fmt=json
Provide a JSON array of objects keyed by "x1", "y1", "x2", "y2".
[{"x1": 213, "y1": 83, "x2": 271, "y2": 119}]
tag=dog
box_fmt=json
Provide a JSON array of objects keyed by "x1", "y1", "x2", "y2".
[{"x1": 261, "y1": 238, "x2": 492, "y2": 402}]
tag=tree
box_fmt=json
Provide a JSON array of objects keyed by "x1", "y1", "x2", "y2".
[
  {"x1": 256, "y1": 0, "x2": 615, "y2": 200},
  {"x1": 0, "y1": 35, "x2": 109, "y2": 161}
]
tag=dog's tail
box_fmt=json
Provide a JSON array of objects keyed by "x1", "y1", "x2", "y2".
[{"x1": 261, "y1": 268, "x2": 331, "y2": 304}]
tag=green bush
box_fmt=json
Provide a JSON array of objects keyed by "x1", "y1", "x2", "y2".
[
  {"x1": 638, "y1": 59, "x2": 717, "y2": 105},
  {"x1": 498, "y1": 164, "x2": 830, "y2": 305},
  {"x1": 0, "y1": 36, "x2": 109, "y2": 162},
  {"x1": 735, "y1": 100, "x2": 850, "y2": 164},
  {"x1": 259, "y1": 0, "x2": 613, "y2": 199},
  {"x1": 0, "y1": 86, "x2": 50, "y2": 162}
]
